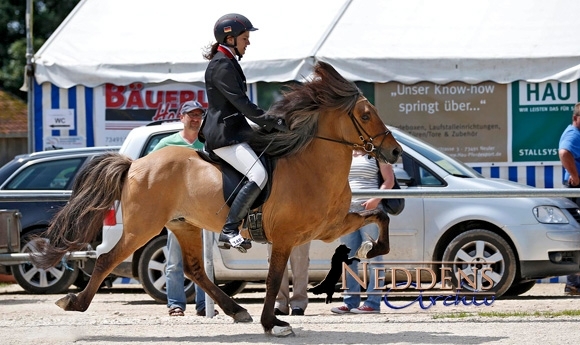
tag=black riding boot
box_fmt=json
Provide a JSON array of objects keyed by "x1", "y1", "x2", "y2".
[{"x1": 218, "y1": 181, "x2": 261, "y2": 253}]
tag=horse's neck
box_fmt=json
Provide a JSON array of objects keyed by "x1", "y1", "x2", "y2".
[
  {"x1": 296, "y1": 141, "x2": 352, "y2": 185},
  {"x1": 301, "y1": 112, "x2": 354, "y2": 184}
]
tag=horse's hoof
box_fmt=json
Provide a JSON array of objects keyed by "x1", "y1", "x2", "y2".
[
  {"x1": 272, "y1": 325, "x2": 295, "y2": 337},
  {"x1": 233, "y1": 310, "x2": 253, "y2": 323},
  {"x1": 354, "y1": 240, "x2": 373, "y2": 259},
  {"x1": 55, "y1": 293, "x2": 74, "y2": 310}
]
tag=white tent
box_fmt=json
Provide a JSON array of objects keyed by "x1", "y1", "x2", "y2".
[{"x1": 34, "y1": 0, "x2": 580, "y2": 88}]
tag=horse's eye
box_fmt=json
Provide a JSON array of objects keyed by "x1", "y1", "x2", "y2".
[{"x1": 361, "y1": 113, "x2": 371, "y2": 121}]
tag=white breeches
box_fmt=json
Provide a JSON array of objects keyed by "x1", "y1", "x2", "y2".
[{"x1": 213, "y1": 142, "x2": 268, "y2": 190}]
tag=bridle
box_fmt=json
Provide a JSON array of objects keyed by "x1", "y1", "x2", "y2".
[{"x1": 314, "y1": 96, "x2": 392, "y2": 154}]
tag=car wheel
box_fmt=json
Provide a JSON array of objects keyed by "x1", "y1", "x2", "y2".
[
  {"x1": 442, "y1": 229, "x2": 516, "y2": 298},
  {"x1": 502, "y1": 280, "x2": 536, "y2": 297},
  {"x1": 138, "y1": 235, "x2": 196, "y2": 304},
  {"x1": 11, "y1": 230, "x2": 80, "y2": 294}
]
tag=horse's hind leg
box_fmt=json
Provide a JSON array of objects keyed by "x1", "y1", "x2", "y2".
[
  {"x1": 55, "y1": 218, "x2": 164, "y2": 312},
  {"x1": 174, "y1": 225, "x2": 252, "y2": 323}
]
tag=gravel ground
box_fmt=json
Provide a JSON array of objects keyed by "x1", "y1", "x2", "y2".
[{"x1": 1, "y1": 282, "x2": 580, "y2": 345}]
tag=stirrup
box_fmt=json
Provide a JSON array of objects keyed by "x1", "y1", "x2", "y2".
[
  {"x1": 218, "y1": 234, "x2": 252, "y2": 253},
  {"x1": 218, "y1": 242, "x2": 250, "y2": 253}
]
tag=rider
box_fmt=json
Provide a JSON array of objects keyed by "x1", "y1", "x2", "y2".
[{"x1": 201, "y1": 13, "x2": 287, "y2": 252}]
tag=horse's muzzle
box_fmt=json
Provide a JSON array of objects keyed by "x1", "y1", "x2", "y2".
[{"x1": 377, "y1": 145, "x2": 402, "y2": 164}]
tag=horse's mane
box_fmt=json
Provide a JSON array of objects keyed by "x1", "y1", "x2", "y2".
[{"x1": 250, "y1": 61, "x2": 361, "y2": 157}]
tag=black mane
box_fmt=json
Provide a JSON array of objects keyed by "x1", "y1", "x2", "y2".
[{"x1": 250, "y1": 62, "x2": 361, "y2": 157}]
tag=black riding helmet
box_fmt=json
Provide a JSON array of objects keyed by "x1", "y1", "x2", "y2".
[{"x1": 214, "y1": 13, "x2": 258, "y2": 60}]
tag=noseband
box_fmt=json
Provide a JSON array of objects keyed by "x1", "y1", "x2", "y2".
[{"x1": 314, "y1": 96, "x2": 392, "y2": 155}]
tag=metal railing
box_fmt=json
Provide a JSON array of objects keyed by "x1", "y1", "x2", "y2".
[
  {"x1": 351, "y1": 188, "x2": 580, "y2": 199},
  {"x1": 2, "y1": 188, "x2": 579, "y2": 265}
]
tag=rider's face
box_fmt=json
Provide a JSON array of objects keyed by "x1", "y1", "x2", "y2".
[{"x1": 227, "y1": 31, "x2": 251, "y2": 56}]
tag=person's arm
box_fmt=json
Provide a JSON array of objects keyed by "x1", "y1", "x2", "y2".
[
  {"x1": 213, "y1": 60, "x2": 285, "y2": 131},
  {"x1": 363, "y1": 163, "x2": 395, "y2": 210},
  {"x1": 559, "y1": 148, "x2": 580, "y2": 186}
]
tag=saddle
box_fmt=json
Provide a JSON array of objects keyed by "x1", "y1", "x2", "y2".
[{"x1": 196, "y1": 149, "x2": 276, "y2": 243}]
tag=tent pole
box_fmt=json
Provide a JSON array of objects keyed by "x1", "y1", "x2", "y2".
[{"x1": 25, "y1": 0, "x2": 35, "y2": 153}]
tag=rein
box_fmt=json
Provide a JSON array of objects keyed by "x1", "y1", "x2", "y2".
[{"x1": 314, "y1": 96, "x2": 391, "y2": 154}]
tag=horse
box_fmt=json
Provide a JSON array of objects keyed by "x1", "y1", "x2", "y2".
[{"x1": 31, "y1": 61, "x2": 402, "y2": 337}]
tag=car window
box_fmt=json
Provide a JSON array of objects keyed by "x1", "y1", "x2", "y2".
[
  {"x1": 142, "y1": 132, "x2": 179, "y2": 157},
  {"x1": 419, "y1": 166, "x2": 444, "y2": 186},
  {"x1": 5, "y1": 158, "x2": 85, "y2": 190},
  {"x1": 396, "y1": 152, "x2": 445, "y2": 187},
  {"x1": 393, "y1": 130, "x2": 482, "y2": 178}
]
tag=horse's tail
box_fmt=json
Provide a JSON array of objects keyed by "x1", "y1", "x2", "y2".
[{"x1": 30, "y1": 152, "x2": 133, "y2": 269}]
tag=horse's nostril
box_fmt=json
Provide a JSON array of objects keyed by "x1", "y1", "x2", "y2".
[{"x1": 393, "y1": 147, "x2": 402, "y2": 158}]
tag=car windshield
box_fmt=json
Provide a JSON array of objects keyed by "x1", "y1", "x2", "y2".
[
  {"x1": 4, "y1": 157, "x2": 85, "y2": 190},
  {"x1": 392, "y1": 128, "x2": 483, "y2": 178}
]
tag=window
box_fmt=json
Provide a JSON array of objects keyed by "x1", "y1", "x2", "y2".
[
  {"x1": 142, "y1": 132, "x2": 179, "y2": 157},
  {"x1": 5, "y1": 158, "x2": 85, "y2": 190},
  {"x1": 419, "y1": 166, "x2": 444, "y2": 186}
]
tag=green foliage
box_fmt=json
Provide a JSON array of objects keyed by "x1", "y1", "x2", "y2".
[{"x1": 0, "y1": 0, "x2": 81, "y2": 100}]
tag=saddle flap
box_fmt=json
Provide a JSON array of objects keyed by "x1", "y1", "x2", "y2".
[{"x1": 195, "y1": 150, "x2": 275, "y2": 209}]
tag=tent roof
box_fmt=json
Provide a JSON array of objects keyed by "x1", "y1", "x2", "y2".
[
  {"x1": 34, "y1": 0, "x2": 580, "y2": 88},
  {"x1": 318, "y1": 1, "x2": 580, "y2": 84}
]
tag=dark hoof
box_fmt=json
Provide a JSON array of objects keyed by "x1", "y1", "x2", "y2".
[
  {"x1": 55, "y1": 293, "x2": 76, "y2": 311},
  {"x1": 233, "y1": 310, "x2": 253, "y2": 323}
]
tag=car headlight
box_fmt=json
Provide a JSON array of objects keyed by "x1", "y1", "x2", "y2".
[{"x1": 533, "y1": 206, "x2": 569, "y2": 224}]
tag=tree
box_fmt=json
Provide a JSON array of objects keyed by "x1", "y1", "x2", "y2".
[{"x1": 0, "y1": 0, "x2": 80, "y2": 100}]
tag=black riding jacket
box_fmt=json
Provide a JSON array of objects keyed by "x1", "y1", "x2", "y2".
[{"x1": 201, "y1": 49, "x2": 279, "y2": 151}]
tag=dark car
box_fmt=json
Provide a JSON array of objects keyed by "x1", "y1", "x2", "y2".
[{"x1": 0, "y1": 146, "x2": 120, "y2": 293}]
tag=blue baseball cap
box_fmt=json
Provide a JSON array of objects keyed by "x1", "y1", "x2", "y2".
[{"x1": 179, "y1": 100, "x2": 205, "y2": 114}]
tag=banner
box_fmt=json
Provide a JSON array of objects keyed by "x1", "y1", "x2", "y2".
[
  {"x1": 511, "y1": 81, "x2": 579, "y2": 162},
  {"x1": 94, "y1": 82, "x2": 207, "y2": 146},
  {"x1": 375, "y1": 82, "x2": 507, "y2": 163}
]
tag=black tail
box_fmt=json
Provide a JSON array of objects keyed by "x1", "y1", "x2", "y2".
[{"x1": 30, "y1": 153, "x2": 133, "y2": 269}]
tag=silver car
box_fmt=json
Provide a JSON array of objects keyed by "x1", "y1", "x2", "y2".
[{"x1": 104, "y1": 123, "x2": 580, "y2": 300}]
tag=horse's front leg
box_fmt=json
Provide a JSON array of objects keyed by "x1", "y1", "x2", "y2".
[
  {"x1": 177, "y1": 228, "x2": 252, "y2": 323},
  {"x1": 261, "y1": 244, "x2": 294, "y2": 337},
  {"x1": 354, "y1": 210, "x2": 390, "y2": 259}
]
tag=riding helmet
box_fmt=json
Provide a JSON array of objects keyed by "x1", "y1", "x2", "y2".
[{"x1": 213, "y1": 13, "x2": 258, "y2": 44}]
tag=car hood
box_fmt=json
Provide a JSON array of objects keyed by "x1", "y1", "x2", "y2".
[{"x1": 443, "y1": 176, "x2": 578, "y2": 209}]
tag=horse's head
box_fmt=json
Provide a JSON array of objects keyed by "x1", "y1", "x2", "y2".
[
  {"x1": 345, "y1": 96, "x2": 402, "y2": 164},
  {"x1": 305, "y1": 62, "x2": 402, "y2": 163}
]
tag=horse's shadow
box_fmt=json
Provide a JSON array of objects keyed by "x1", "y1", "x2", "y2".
[{"x1": 76, "y1": 329, "x2": 506, "y2": 344}]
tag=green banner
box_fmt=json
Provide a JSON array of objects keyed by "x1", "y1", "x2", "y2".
[{"x1": 511, "y1": 81, "x2": 579, "y2": 162}]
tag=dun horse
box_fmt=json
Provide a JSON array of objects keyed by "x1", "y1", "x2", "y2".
[{"x1": 31, "y1": 62, "x2": 402, "y2": 337}]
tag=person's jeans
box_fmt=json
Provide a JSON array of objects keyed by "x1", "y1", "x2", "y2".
[
  {"x1": 166, "y1": 230, "x2": 206, "y2": 312},
  {"x1": 563, "y1": 184, "x2": 580, "y2": 288},
  {"x1": 341, "y1": 223, "x2": 384, "y2": 310}
]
